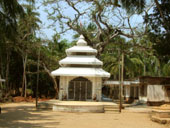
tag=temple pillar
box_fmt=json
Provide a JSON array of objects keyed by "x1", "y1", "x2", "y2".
[
  {"x1": 125, "y1": 86, "x2": 130, "y2": 101},
  {"x1": 134, "y1": 86, "x2": 138, "y2": 99},
  {"x1": 96, "y1": 77, "x2": 102, "y2": 101},
  {"x1": 59, "y1": 76, "x2": 67, "y2": 100}
]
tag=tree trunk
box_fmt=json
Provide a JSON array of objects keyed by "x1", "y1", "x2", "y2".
[
  {"x1": 5, "y1": 51, "x2": 10, "y2": 92},
  {"x1": 119, "y1": 52, "x2": 124, "y2": 113},
  {"x1": 0, "y1": 53, "x2": 2, "y2": 84},
  {"x1": 43, "y1": 63, "x2": 59, "y2": 98},
  {"x1": 0, "y1": 75, "x2": 2, "y2": 89},
  {"x1": 0, "y1": 52, "x2": 3, "y2": 88},
  {"x1": 24, "y1": 64, "x2": 27, "y2": 98},
  {"x1": 36, "y1": 48, "x2": 40, "y2": 108},
  {"x1": 21, "y1": 53, "x2": 27, "y2": 97},
  {"x1": 143, "y1": 64, "x2": 146, "y2": 76},
  {"x1": 154, "y1": 0, "x2": 169, "y2": 33}
]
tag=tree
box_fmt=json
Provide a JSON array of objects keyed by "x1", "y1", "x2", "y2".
[
  {"x1": 43, "y1": 0, "x2": 152, "y2": 55},
  {"x1": 0, "y1": 0, "x2": 24, "y2": 41},
  {"x1": 0, "y1": 0, "x2": 25, "y2": 92},
  {"x1": 145, "y1": 0, "x2": 170, "y2": 64},
  {"x1": 0, "y1": 0, "x2": 71, "y2": 99},
  {"x1": 17, "y1": 3, "x2": 41, "y2": 97},
  {"x1": 120, "y1": 0, "x2": 146, "y2": 14},
  {"x1": 163, "y1": 62, "x2": 170, "y2": 76},
  {"x1": 101, "y1": 36, "x2": 145, "y2": 79},
  {"x1": 39, "y1": 35, "x2": 70, "y2": 98}
]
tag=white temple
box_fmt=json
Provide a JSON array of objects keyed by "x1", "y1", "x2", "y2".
[{"x1": 51, "y1": 35, "x2": 110, "y2": 101}]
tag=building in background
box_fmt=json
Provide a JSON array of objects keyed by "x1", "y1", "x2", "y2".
[
  {"x1": 103, "y1": 80, "x2": 139, "y2": 103},
  {"x1": 103, "y1": 76, "x2": 170, "y2": 105},
  {"x1": 139, "y1": 76, "x2": 170, "y2": 105}
]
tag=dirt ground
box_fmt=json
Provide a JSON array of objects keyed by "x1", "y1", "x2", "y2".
[{"x1": 0, "y1": 102, "x2": 169, "y2": 128}]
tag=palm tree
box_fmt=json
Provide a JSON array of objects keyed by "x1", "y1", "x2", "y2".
[
  {"x1": 17, "y1": 3, "x2": 41, "y2": 97},
  {"x1": 0, "y1": 0, "x2": 24, "y2": 41},
  {"x1": 124, "y1": 55, "x2": 144, "y2": 78},
  {"x1": 0, "y1": 0, "x2": 24, "y2": 90}
]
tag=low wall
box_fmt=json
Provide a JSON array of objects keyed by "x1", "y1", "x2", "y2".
[{"x1": 53, "y1": 104, "x2": 104, "y2": 113}]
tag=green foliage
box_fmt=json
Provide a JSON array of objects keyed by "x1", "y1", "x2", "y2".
[
  {"x1": 126, "y1": 57, "x2": 144, "y2": 75},
  {"x1": 101, "y1": 36, "x2": 144, "y2": 79},
  {"x1": 1, "y1": 0, "x2": 170, "y2": 99},
  {"x1": 163, "y1": 63, "x2": 170, "y2": 76},
  {"x1": 120, "y1": 0, "x2": 146, "y2": 14},
  {"x1": 0, "y1": 0, "x2": 69, "y2": 98},
  {"x1": 26, "y1": 89, "x2": 33, "y2": 96},
  {"x1": 101, "y1": 52, "x2": 119, "y2": 76},
  {"x1": 0, "y1": 0, "x2": 24, "y2": 41},
  {"x1": 145, "y1": 0, "x2": 170, "y2": 63}
]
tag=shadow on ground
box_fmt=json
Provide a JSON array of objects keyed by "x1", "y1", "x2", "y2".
[{"x1": 0, "y1": 103, "x2": 60, "y2": 128}]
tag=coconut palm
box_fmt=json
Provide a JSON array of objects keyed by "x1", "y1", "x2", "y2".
[
  {"x1": 0, "y1": 0, "x2": 24, "y2": 41},
  {"x1": 17, "y1": 3, "x2": 41, "y2": 97}
]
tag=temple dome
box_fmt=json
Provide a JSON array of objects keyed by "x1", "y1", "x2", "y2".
[
  {"x1": 51, "y1": 67, "x2": 110, "y2": 77},
  {"x1": 66, "y1": 35, "x2": 97, "y2": 55},
  {"x1": 76, "y1": 35, "x2": 87, "y2": 46},
  {"x1": 59, "y1": 55, "x2": 103, "y2": 66},
  {"x1": 66, "y1": 46, "x2": 97, "y2": 55},
  {"x1": 51, "y1": 35, "x2": 110, "y2": 78}
]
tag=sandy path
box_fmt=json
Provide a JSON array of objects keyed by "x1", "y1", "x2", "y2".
[{"x1": 0, "y1": 102, "x2": 169, "y2": 128}]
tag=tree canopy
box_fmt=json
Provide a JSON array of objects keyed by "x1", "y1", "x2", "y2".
[{"x1": 0, "y1": 0, "x2": 169, "y2": 99}]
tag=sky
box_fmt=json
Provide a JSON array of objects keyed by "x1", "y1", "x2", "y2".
[
  {"x1": 36, "y1": 1, "x2": 76, "y2": 41},
  {"x1": 36, "y1": 2, "x2": 56, "y2": 40},
  {"x1": 35, "y1": 1, "x2": 152, "y2": 42}
]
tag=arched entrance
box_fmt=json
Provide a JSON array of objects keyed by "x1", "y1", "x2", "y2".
[{"x1": 68, "y1": 77, "x2": 92, "y2": 101}]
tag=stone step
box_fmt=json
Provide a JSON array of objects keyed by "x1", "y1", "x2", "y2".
[
  {"x1": 151, "y1": 115, "x2": 170, "y2": 124},
  {"x1": 104, "y1": 105, "x2": 118, "y2": 109},
  {"x1": 105, "y1": 110, "x2": 119, "y2": 113},
  {"x1": 104, "y1": 108, "x2": 118, "y2": 110},
  {"x1": 105, "y1": 109, "x2": 119, "y2": 112},
  {"x1": 104, "y1": 105, "x2": 119, "y2": 113}
]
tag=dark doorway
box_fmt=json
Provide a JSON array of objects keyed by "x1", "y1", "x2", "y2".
[{"x1": 68, "y1": 77, "x2": 92, "y2": 101}]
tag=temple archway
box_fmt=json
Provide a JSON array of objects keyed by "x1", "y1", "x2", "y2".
[{"x1": 68, "y1": 77, "x2": 92, "y2": 101}]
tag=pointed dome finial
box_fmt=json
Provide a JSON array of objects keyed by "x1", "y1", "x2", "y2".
[{"x1": 77, "y1": 35, "x2": 87, "y2": 46}]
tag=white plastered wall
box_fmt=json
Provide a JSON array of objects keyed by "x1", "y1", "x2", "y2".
[
  {"x1": 139, "y1": 85, "x2": 147, "y2": 102},
  {"x1": 59, "y1": 76, "x2": 102, "y2": 101},
  {"x1": 147, "y1": 85, "x2": 164, "y2": 102},
  {"x1": 124, "y1": 86, "x2": 130, "y2": 98}
]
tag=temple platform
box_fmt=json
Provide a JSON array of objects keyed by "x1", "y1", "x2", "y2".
[{"x1": 38, "y1": 100, "x2": 118, "y2": 113}]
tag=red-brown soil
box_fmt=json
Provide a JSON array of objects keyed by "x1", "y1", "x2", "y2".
[{"x1": 12, "y1": 96, "x2": 50, "y2": 102}]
